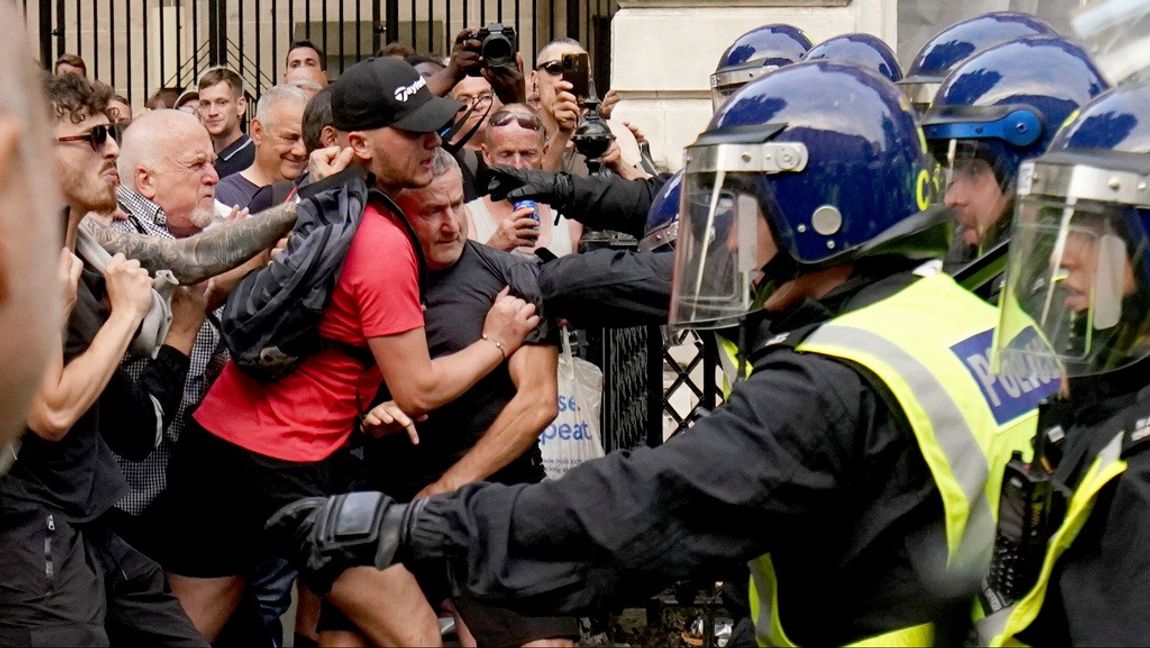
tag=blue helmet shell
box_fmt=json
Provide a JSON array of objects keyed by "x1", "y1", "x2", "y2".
[
  {"x1": 924, "y1": 36, "x2": 1109, "y2": 186},
  {"x1": 903, "y1": 12, "x2": 1058, "y2": 84},
  {"x1": 714, "y1": 24, "x2": 812, "y2": 74},
  {"x1": 640, "y1": 171, "x2": 683, "y2": 252},
  {"x1": 1051, "y1": 83, "x2": 1150, "y2": 154},
  {"x1": 802, "y1": 33, "x2": 903, "y2": 82},
  {"x1": 703, "y1": 61, "x2": 939, "y2": 266}
]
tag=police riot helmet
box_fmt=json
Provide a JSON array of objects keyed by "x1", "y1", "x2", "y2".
[
  {"x1": 802, "y1": 33, "x2": 903, "y2": 83},
  {"x1": 671, "y1": 61, "x2": 944, "y2": 329},
  {"x1": 710, "y1": 24, "x2": 812, "y2": 111},
  {"x1": 922, "y1": 36, "x2": 1109, "y2": 266},
  {"x1": 997, "y1": 81, "x2": 1150, "y2": 378},
  {"x1": 639, "y1": 171, "x2": 683, "y2": 253},
  {"x1": 898, "y1": 12, "x2": 1058, "y2": 112}
]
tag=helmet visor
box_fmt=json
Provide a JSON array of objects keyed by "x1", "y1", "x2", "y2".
[
  {"x1": 896, "y1": 79, "x2": 940, "y2": 114},
  {"x1": 996, "y1": 196, "x2": 1150, "y2": 377},
  {"x1": 669, "y1": 170, "x2": 766, "y2": 329},
  {"x1": 709, "y1": 65, "x2": 775, "y2": 112},
  {"x1": 931, "y1": 139, "x2": 1016, "y2": 265}
]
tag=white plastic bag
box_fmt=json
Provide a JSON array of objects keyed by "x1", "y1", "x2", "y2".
[{"x1": 539, "y1": 329, "x2": 605, "y2": 478}]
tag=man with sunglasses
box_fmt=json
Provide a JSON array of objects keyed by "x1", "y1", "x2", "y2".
[
  {"x1": 0, "y1": 73, "x2": 209, "y2": 646},
  {"x1": 531, "y1": 38, "x2": 641, "y2": 176},
  {"x1": 467, "y1": 104, "x2": 582, "y2": 256}
]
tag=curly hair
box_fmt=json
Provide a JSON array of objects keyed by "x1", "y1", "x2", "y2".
[{"x1": 42, "y1": 73, "x2": 113, "y2": 125}]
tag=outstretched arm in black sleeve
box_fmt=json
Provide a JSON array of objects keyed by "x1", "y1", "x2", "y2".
[
  {"x1": 486, "y1": 167, "x2": 670, "y2": 238},
  {"x1": 538, "y1": 249, "x2": 674, "y2": 328}
]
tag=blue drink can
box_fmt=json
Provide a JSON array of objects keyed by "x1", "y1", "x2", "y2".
[{"x1": 513, "y1": 199, "x2": 540, "y2": 223}]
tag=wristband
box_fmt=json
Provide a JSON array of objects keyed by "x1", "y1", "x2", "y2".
[{"x1": 481, "y1": 334, "x2": 507, "y2": 360}]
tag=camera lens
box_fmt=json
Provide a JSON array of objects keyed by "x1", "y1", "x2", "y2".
[{"x1": 482, "y1": 35, "x2": 513, "y2": 67}]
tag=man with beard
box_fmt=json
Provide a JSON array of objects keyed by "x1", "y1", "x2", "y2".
[
  {"x1": 920, "y1": 35, "x2": 1108, "y2": 292},
  {"x1": 0, "y1": 74, "x2": 208, "y2": 645}
]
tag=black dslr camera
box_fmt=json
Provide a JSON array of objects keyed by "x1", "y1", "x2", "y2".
[{"x1": 476, "y1": 23, "x2": 517, "y2": 67}]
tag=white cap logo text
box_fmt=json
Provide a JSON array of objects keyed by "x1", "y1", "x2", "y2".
[{"x1": 394, "y1": 77, "x2": 427, "y2": 103}]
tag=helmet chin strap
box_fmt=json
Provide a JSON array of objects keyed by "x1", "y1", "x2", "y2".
[{"x1": 751, "y1": 251, "x2": 800, "y2": 311}]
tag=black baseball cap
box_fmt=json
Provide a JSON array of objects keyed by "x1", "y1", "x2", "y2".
[{"x1": 331, "y1": 57, "x2": 464, "y2": 133}]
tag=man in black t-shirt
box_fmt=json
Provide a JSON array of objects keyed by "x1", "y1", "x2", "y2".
[
  {"x1": 341, "y1": 149, "x2": 578, "y2": 647},
  {"x1": 0, "y1": 74, "x2": 207, "y2": 646}
]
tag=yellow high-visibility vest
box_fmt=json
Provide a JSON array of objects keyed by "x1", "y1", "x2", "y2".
[
  {"x1": 749, "y1": 273, "x2": 1052, "y2": 646},
  {"x1": 717, "y1": 335, "x2": 751, "y2": 398}
]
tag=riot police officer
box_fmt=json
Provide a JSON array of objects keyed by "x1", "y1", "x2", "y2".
[
  {"x1": 921, "y1": 35, "x2": 1109, "y2": 287},
  {"x1": 266, "y1": 62, "x2": 1051, "y2": 646},
  {"x1": 709, "y1": 24, "x2": 811, "y2": 111},
  {"x1": 977, "y1": 80, "x2": 1150, "y2": 646}
]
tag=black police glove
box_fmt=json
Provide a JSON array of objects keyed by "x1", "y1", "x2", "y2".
[
  {"x1": 485, "y1": 166, "x2": 574, "y2": 212},
  {"x1": 265, "y1": 491, "x2": 410, "y2": 595}
]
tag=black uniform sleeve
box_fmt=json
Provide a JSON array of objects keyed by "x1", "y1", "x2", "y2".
[
  {"x1": 407, "y1": 350, "x2": 897, "y2": 614},
  {"x1": 538, "y1": 249, "x2": 674, "y2": 328},
  {"x1": 98, "y1": 344, "x2": 190, "y2": 461},
  {"x1": 564, "y1": 173, "x2": 669, "y2": 238}
]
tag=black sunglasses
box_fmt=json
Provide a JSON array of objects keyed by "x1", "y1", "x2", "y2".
[
  {"x1": 56, "y1": 123, "x2": 120, "y2": 152},
  {"x1": 490, "y1": 111, "x2": 542, "y2": 131},
  {"x1": 535, "y1": 61, "x2": 564, "y2": 77}
]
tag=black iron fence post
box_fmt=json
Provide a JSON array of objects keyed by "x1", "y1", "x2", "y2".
[
  {"x1": 38, "y1": 0, "x2": 52, "y2": 67},
  {"x1": 209, "y1": 0, "x2": 227, "y2": 65},
  {"x1": 566, "y1": 0, "x2": 579, "y2": 42},
  {"x1": 384, "y1": 0, "x2": 399, "y2": 46}
]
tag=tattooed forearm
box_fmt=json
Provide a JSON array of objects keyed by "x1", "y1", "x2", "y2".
[{"x1": 80, "y1": 204, "x2": 298, "y2": 284}]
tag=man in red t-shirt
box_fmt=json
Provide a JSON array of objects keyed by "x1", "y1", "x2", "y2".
[{"x1": 158, "y1": 58, "x2": 541, "y2": 647}]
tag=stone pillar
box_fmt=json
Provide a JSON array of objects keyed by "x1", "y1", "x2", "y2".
[{"x1": 610, "y1": 0, "x2": 899, "y2": 171}]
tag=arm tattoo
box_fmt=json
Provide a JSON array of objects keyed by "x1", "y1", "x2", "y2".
[{"x1": 80, "y1": 203, "x2": 298, "y2": 284}]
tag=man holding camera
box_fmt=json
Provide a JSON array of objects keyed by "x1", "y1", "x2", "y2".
[{"x1": 530, "y1": 39, "x2": 642, "y2": 176}]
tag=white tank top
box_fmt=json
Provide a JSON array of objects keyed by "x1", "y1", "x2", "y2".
[{"x1": 466, "y1": 197, "x2": 576, "y2": 256}]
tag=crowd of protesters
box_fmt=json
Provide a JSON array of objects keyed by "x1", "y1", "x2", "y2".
[{"x1": 9, "y1": 6, "x2": 1150, "y2": 648}]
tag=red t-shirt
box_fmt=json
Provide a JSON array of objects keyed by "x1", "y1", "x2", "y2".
[{"x1": 194, "y1": 204, "x2": 424, "y2": 462}]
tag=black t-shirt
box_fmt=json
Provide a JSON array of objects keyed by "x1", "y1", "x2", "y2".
[
  {"x1": 368, "y1": 242, "x2": 557, "y2": 501},
  {"x1": 0, "y1": 268, "x2": 189, "y2": 522}
]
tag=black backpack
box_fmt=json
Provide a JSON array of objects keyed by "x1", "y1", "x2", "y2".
[{"x1": 221, "y1": 170, "x2": 425, "y2": 380}]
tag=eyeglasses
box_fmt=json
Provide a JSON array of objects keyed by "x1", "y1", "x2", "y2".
[
  {"x1": 535, "y1": 61, "x2": 564, "y2": 77},
  {"x1": 456, "y1": 92, "x2": 494, "y2": 107},
  {"x1": 490, "y1": 111, "x2": 542, "y2": 131},
  {"x1": 55, "y1": 123, "x2": 120, "y2": 152}
]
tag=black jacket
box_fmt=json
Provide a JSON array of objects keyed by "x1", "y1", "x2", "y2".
[
  {"x1": 533, "y1": 168, "x2": 672, "y2": 328},
  {"x1": 1017, "y1": 358, "x2": 1150, "y2": 645},
  {"x1": 408, "y1": 261, "x2": 975, "y2": 645}
]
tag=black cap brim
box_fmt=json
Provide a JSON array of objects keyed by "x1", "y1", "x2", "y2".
[{"x1": 392, "y1": 95, "x2": 466, "y2": 133}]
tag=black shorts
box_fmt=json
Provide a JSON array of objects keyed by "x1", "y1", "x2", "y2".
[
  {"x1": 0, "y1": 508, "x2": 205, "y2": 647},
  {"x1": 451, "y1": 595, "x2": 580, "y2": 648},
  {"x1": 153, "y1": 419, "x2": 367, "y2": 578}
]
